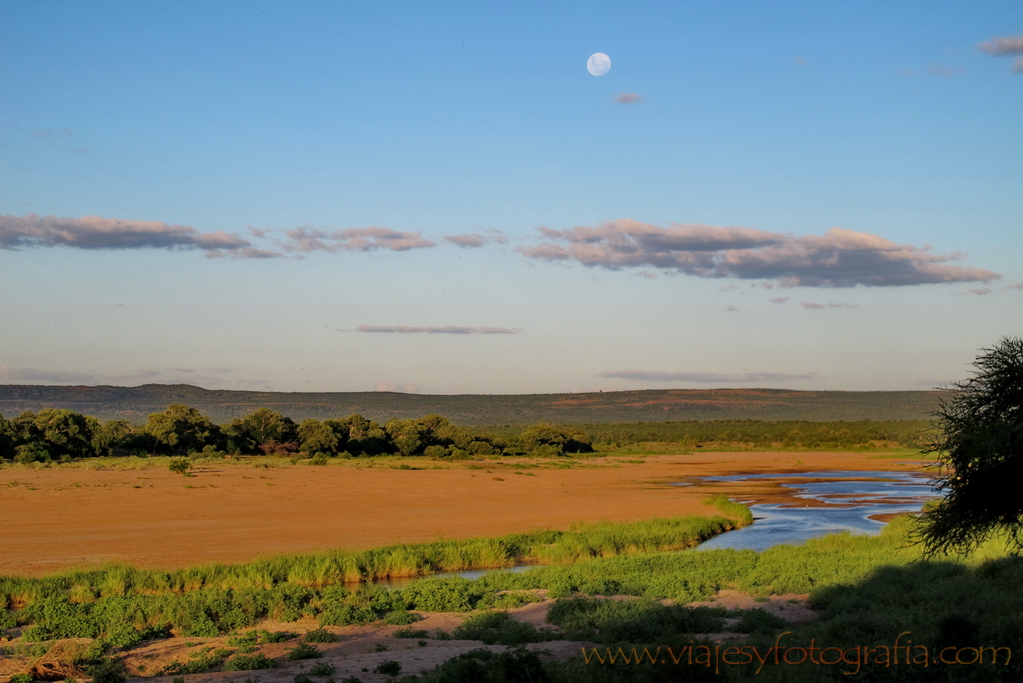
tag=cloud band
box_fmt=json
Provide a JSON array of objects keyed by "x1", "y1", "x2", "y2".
[
  {"x1": 519, "y1": 219, "x2": 998, "y2": 287},
  {"x1": 596, "y1": 370, "x2": 818, "y2": 383},
  {"x1": 354, "y1": 325, "x2": 520, "y2": 334}
]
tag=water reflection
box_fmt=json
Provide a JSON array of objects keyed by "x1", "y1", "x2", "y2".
[{"x1": 693, "y1": 470, "x2": 939, "y2": 552}]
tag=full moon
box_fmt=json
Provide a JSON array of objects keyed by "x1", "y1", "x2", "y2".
[{"x1": 586, "y1": 52, "x2": 611, "y2": 76}]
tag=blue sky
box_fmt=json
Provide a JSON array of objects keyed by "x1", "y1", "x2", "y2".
[{"x1": 1, "y1": 1, "x2": 1020, "y2": 394}]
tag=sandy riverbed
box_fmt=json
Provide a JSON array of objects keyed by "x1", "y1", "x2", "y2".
[{"x1": 0, "y1": 451, "x2": 928, "y2": 576}]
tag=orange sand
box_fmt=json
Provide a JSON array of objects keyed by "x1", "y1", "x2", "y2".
[{"x1": 0, "y1": 452, "x2": 929, "y2": 576}]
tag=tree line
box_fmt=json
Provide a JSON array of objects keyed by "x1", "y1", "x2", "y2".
[{"x1": 0, "y1": 405, "x2": 593, "y2": 464}]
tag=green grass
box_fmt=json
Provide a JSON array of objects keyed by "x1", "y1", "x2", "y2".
[
  {"x1": 0, "y1": 510, "x2": 741, "y2": 641},
  {"x1": 9, "y1": 504, "x2": 1021, "y2": 683}
]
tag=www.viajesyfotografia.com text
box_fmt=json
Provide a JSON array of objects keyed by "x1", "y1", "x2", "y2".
[{"x1": 581, "y1": 632, "x2": 1011, "y2": 675}]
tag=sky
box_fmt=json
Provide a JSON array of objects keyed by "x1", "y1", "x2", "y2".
[{"x1": 1, "y1": 1, "x2": 1021, "y2": 395}]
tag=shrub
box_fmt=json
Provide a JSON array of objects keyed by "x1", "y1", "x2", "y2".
[
  {"x1": 392, "y1": 627, "x2": 430, "y2": 639},
  {"x1": 381, "y1": 609, "x2": 418, "y2": 626},
  {"x1": 101, "y1": 623, "x2": 170, "y2": 649},
  {"x1": 15, "y1": 443, "x2": 50, "y2": 465},
  {"x1": 406, "y1": 648, "x2": 548, "y2": 683},
  {"x1": 318, "y1": 602, "x2": 377, "y2": 627},
  {"x1": 546, "y1": 596, "x2": 727, "y2": 643},
  {"x1": 223, "y1": 654, "x2": 277, "y2": 671},
  {"x1": 11, "y1": 675, "x2": 34, "y2": 683},
  {"x1": 307, "y1": 661, "x2": 336, "y2": 676},
  {"x1": 303, "y1": 627, "x2": 338, "y2": 643},
  {"x1": 451, "y1": 611, "x2": 558, "y2": 646},
  {"x1": 156, "y1": 648, "x2": 234, "y2": 675},
  {"x1": 87, "y1": 660, "x2": 126, "y2": 683},
  {"x1": 260, "y1": 630, "x2": 293, "y2": 643},
  {"x1": 729, "y1": 608, "x2": 788, "y2": 634},
  {"x1": 285, "y1": 642, "x2": 321, "y2": 660},
  {"x1": 167, "y1": 457, "x2": 191, "y2": 475},
  {"x1": 373, "y1": 660, "x2": 401, "y2": 676}
]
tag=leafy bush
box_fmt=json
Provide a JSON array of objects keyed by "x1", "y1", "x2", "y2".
[
  {"x1": 285, "y1": 642, "x2": 321, "y2": 660},
  {"x1": 400, "y1": 578, "x2": 490, "y2": 612},
  {"x1": 10, "y1": 675, "x2": 34, "y2": 683},
  {"x1": 223, "y1": 654, "x2": 277, "y2": 671},
  {"x1": 373, "y1": 660, "x2": 401, "y2": 676},
  {"x1": 318, "y1": 602, "x2": 377, "y2": 627},
  {"x1": 262, "y1": 630, "x2": 293, "y2": 643},
  {"x1": 15, "y1": 443, "x2": 50, "y2": 465},
  {"x1": 392, "y1": 627, "x2": 430, "y2": 639},
  {"x1": 303, "y1": 627, "x2": 338, "y2": 643},
  {"x1": 87, "y1": 660, "x2": 126, "y2": 683},
  {"x1": 729, "y1": 607, "x2": 788, "y2": 634},
  {"x1": 545, "y1": 596, "x2": 727, "y2": 643},
  {"x1": 403, "y1": 648, "x2": 547, "y2": 683},
  {"x1": 156, "y1": 648, "x2": 234, "y2": 675},
  {"x1": 307, "y1": 661, "x2": 337, "y2": 676},
  {"x1": 381, "y1": 609, "x2": 419, "y2": 625},
  {"x1": 451, "y1": 611, "x2": 559, "y2": 646},
  {"x1": 167, "y1": 457, "x2": 191, "y2": 475},
  {"x1": 101, "y1": 623, "x2": 171, "y2": 649}
]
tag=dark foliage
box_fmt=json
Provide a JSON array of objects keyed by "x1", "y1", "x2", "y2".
[
  {"x1": 285, "y1": 642, "x2": 321, "y2": 660},
  {"x1": 450, "y1": 611, "x2": 559, "y2": 646},
  {"x1": 919, "y1": 337, "x2": 1023, "y2": 555}
]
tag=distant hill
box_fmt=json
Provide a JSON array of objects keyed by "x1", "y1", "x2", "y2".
[{"x1": 0, "y1": 384, "x2": 942, "y2": 425}]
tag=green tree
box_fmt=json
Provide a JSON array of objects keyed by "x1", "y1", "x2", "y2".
[
  {"x1": 385, "y1": 418, "x2": 429, "y2": 456},
  {"x1": 10, "y1": 411, "x2": 40, "y2": 443},
  {"x1": 32, "y1": 408, "x2": 97, "y2": 459},
  {"x1": 227, "y1": 407, "x2": 299, "y2": 454},
  {"x1": 342, "y1": 414, "x2": 389, "y2": 455},
  {"x1": 297, "y1": 419, "x2": 340, "y2": 454},
  {"x1": 0, "y1": 413, "x2": 15, "y2": 460},
  {"x1": 93, "y1": 419, "x2": 147, "y2": 457},
  {"x1": 14, "y1": 442, "x2": 50, "y2": 464},
  {"x1": 145, "y1": 404, "x2": 222, "y2": 455},
  {"x1": 518, "y1": 423, "x2": 593, "y2": 455},
  {"x1": 919, "y1": 337, "x2": 1023, "y2": 555}
]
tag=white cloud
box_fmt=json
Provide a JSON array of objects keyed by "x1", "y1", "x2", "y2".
[
  {"x1": 519, "y1": 219, "x2": 999, "y2": 288},
  {"x1": 0, "y1": 213, "x2": 277, "y2": 258},
  {"x1": 283, "y1": 226, "x2": 434, "y2": 253},
  {"x1": 979, "y1": 36, "x2": 1023, "y2": 72},
  {"x1": 979, "y1": 36, "x2": 1023, "y2": 56}
]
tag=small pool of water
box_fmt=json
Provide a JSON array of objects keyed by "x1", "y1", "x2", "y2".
[{"x1": 692, "y1": 470, "x2": 939, "y2": 552}]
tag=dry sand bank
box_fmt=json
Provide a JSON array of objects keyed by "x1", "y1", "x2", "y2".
[{"x1": 0, "y1": 451, "x2": 928, "y2": 576}]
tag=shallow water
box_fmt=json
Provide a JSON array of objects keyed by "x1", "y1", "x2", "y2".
[
  {"x1": 368, "y1": 470, "x2": 939, "y2": 587},
  {"x1": 693, "y1": 470, "x2": 939, "y2": 552}
]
